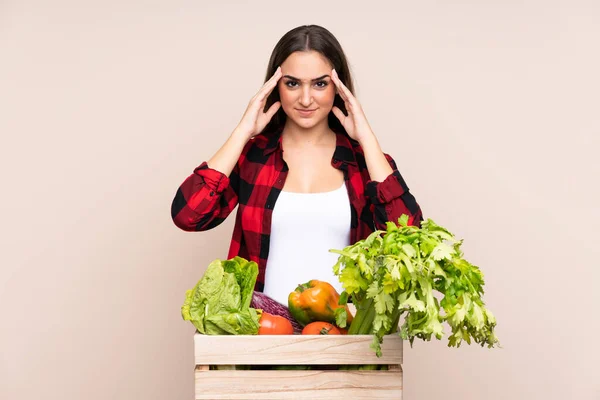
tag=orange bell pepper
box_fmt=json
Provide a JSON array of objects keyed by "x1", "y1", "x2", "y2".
[{"x1": 288, "y1": 280, "x2": 354, "y2": 327}]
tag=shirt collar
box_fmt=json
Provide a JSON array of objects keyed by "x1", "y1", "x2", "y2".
[
  {"x1": 263, "y1": 130, "x2": 282, "y2": 156},
  {"x1": 263, "y1": 128, "x2": 358, "y2": 166},
  {"x1": 332, "y1": 131, "x2": 358, "y2": 166}
]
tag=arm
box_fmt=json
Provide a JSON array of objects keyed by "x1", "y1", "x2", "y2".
[
  {"x1": 206, "y1": 128, "x2": 250, "y2": 177},
  {"x1": 171, "y1": 130, "x2": 248, "y2": 231},
  {"x1": 171, "y1": 66, "x2": 283, "y2": 231},
  {"x1": 328, "y1": 69, "x2": 422, "y2": 227},
  {"x1": 359, "y1": 134, "x2": 393, "y2": 182},
  {"x1": 361, "y1": 136, "x2": 423, "y2": 228}
]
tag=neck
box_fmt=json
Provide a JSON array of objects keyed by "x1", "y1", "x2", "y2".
[{"x1": 281, "y1": 118, "x2": 335, "y2": 148}]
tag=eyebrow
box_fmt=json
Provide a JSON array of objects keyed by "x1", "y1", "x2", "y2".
[{"x1": 283, "y1": 74, "x2": 330, "y2": 82}]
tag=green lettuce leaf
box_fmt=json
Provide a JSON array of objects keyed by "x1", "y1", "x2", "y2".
[
  {"x1": 205, "y1": 308, "x2": 260, "y2": 335},
  {"x1": 181, "y1": 257, "x2": 260, "y2": 335},
  {"x1": 222, "y1": 256, "x2": 259, "y2": 311}
]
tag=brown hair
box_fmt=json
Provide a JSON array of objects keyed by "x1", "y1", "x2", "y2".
[{"x1": 261, "y1": 25, "x2": 354, "y2": 137}]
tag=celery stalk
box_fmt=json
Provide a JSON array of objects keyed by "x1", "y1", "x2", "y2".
[{"x1": 348, "y1": 297, "x2": 376, "y2": 335}]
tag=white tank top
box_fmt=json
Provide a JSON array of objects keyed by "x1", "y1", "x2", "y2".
[{"x1": 263, "y1": 183, "x2": 352, "y2": 306}]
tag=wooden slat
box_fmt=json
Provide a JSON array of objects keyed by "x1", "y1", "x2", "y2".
[
  {"x1": 194, "y1": 334, "x2": 403, "y2": 365},
  {"x1": 195, "y1": 370, "x2": 403, "y2": 399}
]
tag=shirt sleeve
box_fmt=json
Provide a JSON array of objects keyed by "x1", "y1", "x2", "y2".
[
  {"x1": 364, "y1": 153, "x2": 423, "y2": 229},
  {"x1": 171, "y1": 161, "x2": 239, "y2": 231}
]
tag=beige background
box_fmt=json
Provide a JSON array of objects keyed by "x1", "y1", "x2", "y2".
[{"x1": 1, "y1": 1, "x2": 599, "y2": 399}]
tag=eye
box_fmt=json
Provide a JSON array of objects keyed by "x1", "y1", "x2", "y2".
[
  {"x1": 315, "y1": 81, "x2": 328, "y2": 89},
  {"x1": 285, "y1": 81, "x2": 299, "y2": 88}
]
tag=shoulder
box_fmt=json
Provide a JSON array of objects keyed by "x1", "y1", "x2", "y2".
[
  {"x1": 246, "y1": 132, "x2": 271, "y2": 149},
  {"x1": 237, "y1": 133, "x2": 274, "y2": 167}
]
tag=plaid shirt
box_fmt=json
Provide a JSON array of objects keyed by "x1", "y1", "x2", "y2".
[{"x1": 171, "y1": 130, "x2": 423, "y2": 292}]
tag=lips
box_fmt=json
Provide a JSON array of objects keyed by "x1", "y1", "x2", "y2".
[{"x1": 296, "y1": 108, "x2": 317, "y2": 117}]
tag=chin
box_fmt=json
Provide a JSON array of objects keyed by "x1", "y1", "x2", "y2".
[{"x1": 294, "y1": 118, "x2": 318, "y2": 127}]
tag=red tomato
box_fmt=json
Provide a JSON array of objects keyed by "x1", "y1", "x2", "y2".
[
  {"x1": 302, "y1": 322, "x2": 341, "y2": 335},
  {"x1": 258, "y1": 312, "x2": 294, "y2": 335}
]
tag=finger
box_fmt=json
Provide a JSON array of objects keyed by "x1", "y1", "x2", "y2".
[
  {"x1": 256, "y1": 67, "x2": 282, "y2": 101},
  {"x1": 255, "y1": 80, "x2": 278, "y2": 104},
  {"x1": 331, "y1": 69, "x2": 347, "y2": 97},
  {"x1": 264, "y1": 101, "x2": 281, "y2": 120},
  {"x1": 332, "y1": 106, "x2": 346, "y2": 123},
  {"x1": 344, "y1": 103, "x2": 353, "y2": 116},
  {"x1": 267, "y1": 66, "x2": 282, "y2": 85},
  {"x1": 332, "y1": 69, "x2": 356, "y2": 106},
  {"x1": 332, "y1": 69, "x2": 359, "y2": 112},
  {"x1": 335, "y1": 79, "x2": 352, "y2": 107},
  {"x1": 331, "y1": 69, "x2": 349, "y2": 102},
  {"x1": 253, "y1": 67, "x2": 281, "y2": 101}
]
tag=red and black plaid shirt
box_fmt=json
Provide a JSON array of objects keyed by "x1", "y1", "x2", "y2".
[{"x1": 171, "y1": 130, "x2": 423, "y2": 292}]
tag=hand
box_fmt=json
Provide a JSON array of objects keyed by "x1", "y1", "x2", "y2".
[
  {"x1": 234, "y1": 66, "x2": 282, "y2": 141},
  {"x1": 330, "y1": 68, "x2": 375, "y2": 144}
]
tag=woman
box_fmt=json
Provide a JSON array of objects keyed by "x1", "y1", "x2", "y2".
[{"x1": 171, "y1": 25, "x2": 423, "y2": 305}]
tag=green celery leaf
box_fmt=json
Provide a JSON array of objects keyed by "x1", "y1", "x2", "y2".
[
  {"x1": 466, "y1": 302, "x2": 485, "y2": 331},
  {"x1": 399, "y1": 292, "x2": 426, "y2": 312},
  {"x1": 398, "y1": 214, "x2": 409, "y2": 227},
  {"x1": 383, "y1": 272, "x2": 401, "y2": 293},
  {"x1": 335, "y1": 307, "x2": 348, "y2": 328},
  {"x1": 401, "y1": 243, "x2": 417, "y2": 258},
  {"x1": 338, "y1": 290, "x2": 349, "y2": 305},
  {"x1": 431, "y1": 243, "x2": 455, "y2": 261},
  {"x1": 340, "y1": 265, "x2": 369, "y2": 294},
  {"x1": 366, "y1": 281, "x2": 380, "y2": 300}
]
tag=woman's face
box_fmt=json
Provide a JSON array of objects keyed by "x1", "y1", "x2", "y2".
[{"x1": 278, "y1": 50, "x2": 336, "y2": 129}]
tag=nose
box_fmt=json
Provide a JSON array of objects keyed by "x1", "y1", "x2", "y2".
[{"x1": 299, "y1": 86, "x2": 313, "y2": 107}]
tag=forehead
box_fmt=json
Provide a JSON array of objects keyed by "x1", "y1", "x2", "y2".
[{"x1": 280, "y1": 51, "x2": 332, "y2": 80}]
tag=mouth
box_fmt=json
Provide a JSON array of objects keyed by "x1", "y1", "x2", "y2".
[{"x1": 295, "y1": 108, "x2": 317, "y2": 117}]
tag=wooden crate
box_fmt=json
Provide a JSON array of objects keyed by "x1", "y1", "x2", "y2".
[{"x1": 194, "y1": 333, "x2": 403, "y2": 399}]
